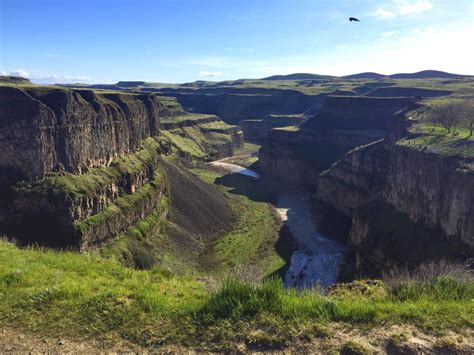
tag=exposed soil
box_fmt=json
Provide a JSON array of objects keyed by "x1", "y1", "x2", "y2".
[
  {"x1": 160, "y1": 158, "x2": 234, "y2": 261},
  {"x1": 2, "y1": 325, "x2": 472, "y2": 353}
]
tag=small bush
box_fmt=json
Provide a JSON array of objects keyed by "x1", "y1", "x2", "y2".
[{"x1": 383, "y1": 260, "x2": 474, "y2": 301}]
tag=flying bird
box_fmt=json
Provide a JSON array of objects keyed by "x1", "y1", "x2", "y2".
[{"x1": 349, "y1": 17, "x2": 360, "y2": 22}]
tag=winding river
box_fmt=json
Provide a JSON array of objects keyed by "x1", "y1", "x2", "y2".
[{"x1": 209, "y1": 159, "x2": 346, "y2": 288}]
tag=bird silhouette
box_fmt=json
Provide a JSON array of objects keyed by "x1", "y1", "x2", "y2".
[{"x1": 349, "y1": 17, "x2": 360, "y2": 22}]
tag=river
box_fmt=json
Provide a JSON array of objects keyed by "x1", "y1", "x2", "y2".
[{"x1": 209, "y1": 159, "x2": 346, "y2": 288}]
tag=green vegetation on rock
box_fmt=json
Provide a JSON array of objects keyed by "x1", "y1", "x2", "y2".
[{"x1": 400, "y1": 123, "x2": 474, "y2": 157}]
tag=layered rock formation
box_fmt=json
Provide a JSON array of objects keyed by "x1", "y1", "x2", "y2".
[
  {"x1": 0, "y1": 85, "x2": 242, "y2": 250},
  {"x1": 325, "y1": 139, "x2": 474, "y2": 279},
  {"x1": 364, "y1": 87, "x2": 452, "y2": 97},
  {"x1": 152, "y1": 88, "x2": 326, "y2": 125},
  {"x1": 259, "y1": 94, "x2": 473, "y2": 277},
  {"x1": 259, "y1": 96, "x2": 416, "y2": 186}
]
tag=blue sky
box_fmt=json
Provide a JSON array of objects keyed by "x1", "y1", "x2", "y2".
[{"x1": 0, "y1": 0, "x2": 472, "y2": 83}]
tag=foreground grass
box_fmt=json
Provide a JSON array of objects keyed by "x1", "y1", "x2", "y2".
[{"x1": 1, "y1": 240, "x2": 473, "y2": 350}]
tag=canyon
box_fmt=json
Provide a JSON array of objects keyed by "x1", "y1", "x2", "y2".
[
  {"x1": 1, "y1": 73, "x2": 473, "y2": 279},
  {"x1": 1, "y1": 72, "x2": 474, "y2": 353}
]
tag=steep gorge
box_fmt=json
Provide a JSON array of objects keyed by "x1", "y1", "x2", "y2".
[
  {"x1": 0, "y1": 84, "x2": 242, "y2": 259},
  {"x1": 258, "y1": 95, "x2": 474, "y2": 277}
]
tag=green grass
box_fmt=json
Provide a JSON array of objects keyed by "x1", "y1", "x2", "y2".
[
  {"x1": 100, "y1": 195, "x2": 171, "y2": 270},
  {"x1": 192, "y1": 168, "x2": 283, "y2": 276},
  {"x1": 13, "y1": 137, "x2": 164, "y2": 200},
  {"x1": 74, "y1": 173, "x2": 165, "y2": 234},
  {"x1": 162, "y1": 124, "x2": 239, "y2": 160},
  {"x1": 400, "y1": 123, "x2": 474, "y2": 157},
  {"x1": 162, "y1": 130, "x2": 207, "y2": 159},
  {"x1": 1, "y1": 240, "x2": 472, "y2": 349}
]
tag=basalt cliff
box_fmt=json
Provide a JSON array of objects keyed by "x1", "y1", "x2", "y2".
[
  {"x1": 0, "y1": 83, "x2": 243, "y2": 254},
  {"x1": 259, "y1": 95, "x2": 474, "y2": 277}
]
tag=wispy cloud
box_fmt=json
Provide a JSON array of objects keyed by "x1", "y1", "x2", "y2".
[
  {"x1": 372, "y1": 1, "x2": 433, "y2": 19},
  {"x1": 399, "y1": 0, "x2": 433, "y2": 15},
  {"x1": 373, "y1": 8, "x2": 396, "y2": 19},
  {"x1": 44, "y1": 54, "x2": 62, "y2": 57},
  {"x1": 198, "y1": 71, "x2": 224, "y2": 77},
  {"x1": 0, "y1": 69, "x2": 30, "y2": 78},
  {"x1": 1, "y1": 69, "x2": 92, "y2": 83}
]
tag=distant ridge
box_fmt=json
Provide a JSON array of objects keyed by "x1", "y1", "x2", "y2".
[
  {"x1": 261, "y1": 70, "x2": 471, "y2": 81},
  {"x1": 116, "y1": 81, "x2": 147, "y2": 87},
  {"x1": 388, "y1": 70, "x2": 469, "y2": 79},
  {"x1": 262, "y1": 73, "x2": 335, "y2": 81},
  {"x1": 343, "y1": 72, "x2": 386, "y2": 79}
]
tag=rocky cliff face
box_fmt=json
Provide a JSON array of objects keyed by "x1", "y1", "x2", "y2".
[
  {"x1": 314, "y1": 126, "x2": 474, "y2": 278},
  {"x1": 259, "y1": 94, "x2": 473, "y2": 277},
  {"x1": 154, "y1": 88, "x2": 326, "y2": 125},
  {"x1": 0, "y1": 87, "x2": 167, "y2": 179},
  {"x1": 384, "y1": 144, "x2": 473, "y2": 245},
  {"x1": 0, "y1": 85, "x2": 241, "y2": 249},
  {"x1": 258, "y1": 96, "x2": 415, "y2": 187}
]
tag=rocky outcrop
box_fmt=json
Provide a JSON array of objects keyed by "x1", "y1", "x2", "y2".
[
  {"x1": 384, "y1": 144, "x2": 474, "y2": 245},
  {"x1": 259, "y1": 127, "x2": 376, "y2": 187},
  {"x1": 239, "y1": 115, "x2": 306, "y2": 142},
  {"x1": 259, "y1": 96, "x2": 416, "y2": 187},
  {"x1": 0, "y1": 87, "x2": 165, "y2": 179},
  {"x1": 153, "y1": 88, "x2": 326, "y2": 124},
  {"x1": 314, "y1": 128, "x2": 474, "y2": 278},
  {"x1": 316, "y1": 140, "x2": 388, "y2": 217},
  {"x1": 259, "y1": 93, "x2": 473, "y2": 277},
  {"x1": 303, "y1": 96, "x2": 417, "y2": 131},
  {"x1": 365, "y1": 87, "x2": 452, "y2": 97},
  {"x1": 0, "y1": 85, "x2": 241, "y2": 249}
]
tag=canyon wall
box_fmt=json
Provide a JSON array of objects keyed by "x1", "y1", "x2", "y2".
[
  {"x1": 326, "y1": 140, "x2": 474, "y2": 279},
  {"x1": 0, "y1": 85, "x2": 242, "y2": 250},
  {"x1": 152, "y1": 88, "x2": 326, "y2": 124},
  {"x1": 258, "y1": 96, "x2": 416, "y2": 187},
  {"x1": 259, "y1": 95, "x2": 473, "y2": 276}
]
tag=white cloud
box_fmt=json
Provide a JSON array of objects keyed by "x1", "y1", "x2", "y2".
[
  {"x1": 372, "y1": 1, "x2": 433, "y2": 20},
  {"x1": 7, "y1": 69, "x2": 30, "y2": 78},
  {"x1": 198, "y1": 71, "x2": 224, "y2": 77},
  {"x1": 187, "y1": 24, "x2": 472, "y2": 79},
  {"x1": 239, "y1": 48, "x2": 255, "y2": 53},
  {"x1": 373, "y1": 8, "x2": 396, "y2": 19},
  {"x1": 1, "y1": 69, "x2": 92, "y2": 83},
  {"x1": 44, "y1": 54, "x2": 62, "y2": 57},
  {"x1": 399, "y1": 0, "x2": 433, "y2": 15}
]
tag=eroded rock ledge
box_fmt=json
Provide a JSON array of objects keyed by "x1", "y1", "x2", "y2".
[
  {"x1": 0, "y1": 85, "x2": 242, "y2": 249},
  {"x1": 258, "y1": 95, "x2": 473, "y2": 277}
]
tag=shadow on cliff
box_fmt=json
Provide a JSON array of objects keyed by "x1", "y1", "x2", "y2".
[{"x1": 214, "y1": 172, "x2": 279, "y2": 204}]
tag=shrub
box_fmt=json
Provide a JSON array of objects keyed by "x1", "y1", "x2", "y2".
[{"x1": 382, "y1": 260, "x2": 474, "y2": 301}]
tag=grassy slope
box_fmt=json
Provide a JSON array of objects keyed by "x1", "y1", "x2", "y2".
[
  {"x1": 401, "y1": 123, "x2": 474, "y2": 157},
  {"x1": 192, "y1": 167, "x2": 283, "y2": 276},
  {"x1": 1, "y1": 240, "x2": 472, "y2": 351}
]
